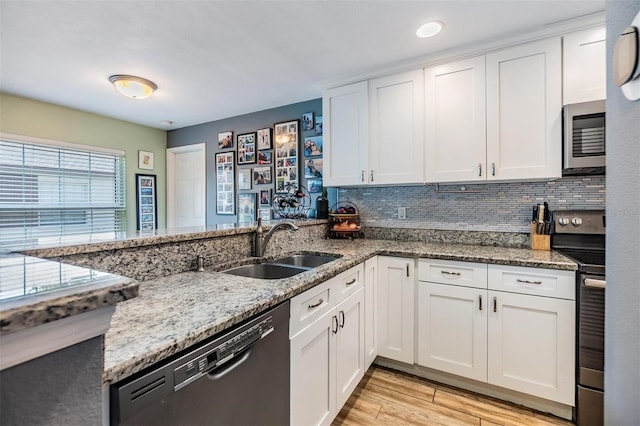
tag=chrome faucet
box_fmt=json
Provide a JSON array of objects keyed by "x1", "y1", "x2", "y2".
[{"x1": 254, "y1": 218, "x2": 299, "y2": 257}]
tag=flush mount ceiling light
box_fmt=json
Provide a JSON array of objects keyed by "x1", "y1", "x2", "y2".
[
  {"x1": 416, "y1": 21, "x2": 443, "y2": 38},
  {"x1": 109, "y1": 75, "x2": 157, "y2": 99}
]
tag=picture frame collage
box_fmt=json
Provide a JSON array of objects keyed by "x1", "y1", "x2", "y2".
[
  {"x1": 136, "y1": 174, "x2": 157, "y2": 231},
  {"x1": 302, "y1": 112, "x2": 323, "y2": 196}
]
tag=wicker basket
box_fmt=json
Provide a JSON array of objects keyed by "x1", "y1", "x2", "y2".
[{"x1": 329, "y1": 201, "x2": 363, "y2": 239}]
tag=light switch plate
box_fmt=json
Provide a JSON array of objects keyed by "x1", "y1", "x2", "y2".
[{"x1": 397, "y1": 207, "x2": 407, "y2": 220}]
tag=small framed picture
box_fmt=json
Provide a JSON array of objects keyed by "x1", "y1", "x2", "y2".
[
  {"x1": 237, "y1": 132, "x2": 256, "y2": 164},
  {"x1": 253, "y1": 166, "x2": 272, "y2": 185},
  {"x1": 258, "y1": 208, "x2": 272, "y2": 222},
  {"x1": 308, "y1": 178, "x2": 323, "y2": 194},
  {"x1": 136, "y1": 174, "x2": 157, "y2": 230},
  {"x1": 218, "y1": 131, "x2": 234, "y2": 150},
  {"x1": 259, "y1": 189, "x2": 271, "y2": 206},
  {"x1": 216, "y1": 152, "x2": 235, "y2": 215},
  {"x1": 138, "y1": 150, "x2": 154, "y2": 170},
  {"x1": 257, "y1": 128, "x2": 272, "y2": 150},
  {"x1": 304, "y1": 158, "x2": 323, "y2": 178},
  {"x1": 257, "y1": 150, "x2": 272, "y2": 165},
  {"x1": 303, "y1": 136, "x2": 323, "y2": 157},
  {"x1": 315, "y1": 115, "x2": 323, "y2": 135},
  {"x1": 302, "y1": 112, "x2": 314, "y2": 131},
  {"x1": 238, "y1": 168, "x2": 252, "y2": 190},
  {"x1": 238, "y1": 193, "x2": 256, "y2": 223}
]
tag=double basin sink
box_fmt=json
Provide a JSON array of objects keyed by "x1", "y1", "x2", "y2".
[{"x1": 222, "y1": 253, "x2": 341, "y2": 279}]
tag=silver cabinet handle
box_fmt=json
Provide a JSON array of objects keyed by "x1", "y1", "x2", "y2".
[
  {"x1": 441, "y1": 270, "x2": 462, "y2": 276},
  {"x1": 584, "y1": 278, "x2": 606, "y2": 289},
  {"x1": 339, "y1": 310, "x2": 345, "y2": 328},
  {"x1": 478, "y1": 163, "x2": 482, "y2": 177},
  {"x1": 332, "y1": 315, "x2": 338, "y2": 334},
  {"x1": 370, "y1": 170, "x2": 374, "y2": 182},
  {"x1": 307, "y1": 299, "x2": 324, "y2": 310},
  {"x1": 406, "y1": 264, "x2": 410, "y2": 277},
  {"x1": 516, "y1": 279, "x2": 542, "y2": 285},
  {"x1": 346, "y1": 278, "x2": 356, "y2": 286},
  {"x1": 491, "y1": 162, "x2": 496, "y2": 176},
  {"x1": 493, "y1": 296, "x2": 497, "y2": 313},
  {"x1": 479, "y1": 295, "x2": 483, "y2": 311},
  {"x1": 361, "y1": 170, "x2": 365, "y2": 182}
]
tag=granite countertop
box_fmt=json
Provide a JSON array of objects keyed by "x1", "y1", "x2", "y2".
[
  {"x1": 103, "y1": 239, "x2": 576, "y2": 385},
  {"x1": 0, "y1": 254, "x2": 139, "y2": 334}
]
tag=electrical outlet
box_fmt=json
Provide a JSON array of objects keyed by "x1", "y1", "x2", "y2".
[{"x1": 397, "y1": 207, "x2": 407, "y2": 220}]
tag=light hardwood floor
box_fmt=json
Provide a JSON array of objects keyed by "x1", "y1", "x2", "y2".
[{"x1": 333, "y1": 366, "x2": 575, "y2": 426}]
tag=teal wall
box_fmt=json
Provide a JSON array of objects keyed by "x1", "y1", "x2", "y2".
[{"x1": 0, "y1": 93, "x2": 167, "y2": 231}]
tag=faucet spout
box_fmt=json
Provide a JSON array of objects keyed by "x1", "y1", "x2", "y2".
[{"x1": 254, "y1": 218, "x2": 299, "y2": 257}]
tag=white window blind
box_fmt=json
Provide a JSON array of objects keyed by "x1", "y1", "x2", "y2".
[{"x1": 0, "y1": 137, "x2": 126, "y2": 249}]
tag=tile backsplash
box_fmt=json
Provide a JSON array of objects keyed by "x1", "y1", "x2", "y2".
[{"x1": 338, "y1": 176, "x2": 605, "y2": 233}]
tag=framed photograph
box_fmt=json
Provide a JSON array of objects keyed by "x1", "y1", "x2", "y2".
[
  {"x1": 216, "y1": 152, "x2": 235, "y2": 215},
  {"x1": 257, "y1": 128, "x2": 272, "y2": 150},
  {"x1": 258, "y1": 208, "x2": 272, "y2": 222},
  {"x1": 238, "y1": 193, "x2": 256, "y2": 223},
  {"x1": 136, "y1": 174, "x2": 157, "y2": 230},
  {"x1": 304, "y1": 158, "x2": 323, "y2": 178},
  {"x1": 302, "y1": 112, "x2": 314, "y2": 131},
  {"x1": 237, "y1": 132, "x2": 256, "y2": 164},
  {"x1": 218, "y1": 131, "x2": 234, "y2": 150},
  {"x1": 308, "y1": 178, "x2": 323, "y2": 194},
  {"x1": 259, "y1": 189, "x2": 271, "y2": 206},
  {"x1": 253, "y1": 166, "x2": 272, "y2": 185},
  {"x1": 315, "y1": 115, "x2": 323, "y2": 135},
  {"x1": 303, "y1": 136, "x2": 323, "y2": 157},
  {"x1": 238, "y1": 168, "x2": 252, "y2": 190},
  {"x1": 257, "y1": 150, "x2": 272, "y2": 165},
  {"x1": 138, "y1": 150, "x2": 154, "y2": 170},
  {"x1": 274, "y1": 120, "x2": 299, "y2": 192}
]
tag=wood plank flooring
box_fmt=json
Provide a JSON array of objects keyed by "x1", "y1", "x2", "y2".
[{"x1": 333, "y1": 366, "x2": 574, "y2": 426}]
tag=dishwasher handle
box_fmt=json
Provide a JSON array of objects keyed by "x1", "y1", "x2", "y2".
[{"x1": 207, "y1": 347, "x2": 253, "y2": 381}]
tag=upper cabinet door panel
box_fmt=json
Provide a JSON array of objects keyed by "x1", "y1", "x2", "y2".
[
  {"x1": 486, "y1": 38, "x2": 562, "y2": 180},
  {"x1": 563, "y1": 26, "x2": 607, "y2": 104},
  {"x1": 425, "y1": 56, "x2": 487, "y2": 183},
  {"x1": 323, "y1": 81, "x2": 368, "y2": 187},
  {"x1": 369, "y1": 69, "x2": 424, "y2": 185}
]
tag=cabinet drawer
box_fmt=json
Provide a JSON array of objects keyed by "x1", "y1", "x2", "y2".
[
  {"x1": 290, "y1": 279, "x2": 334, "y2": 338},
  {"x1": 335, "y1": 263, "x2": 364, "y2": 303},
  {"x1": 488, "y1": 265, "x2": 575, "y2": 300},
  {"x1": 419, "y1": 259, "x2": 488, "y2": 289}
]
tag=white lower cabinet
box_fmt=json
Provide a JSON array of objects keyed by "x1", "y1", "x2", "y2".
[
  {"x1": 377, "y1": 256, "x2": 415, "y2": 364},
  {"x1": 364, "y1": 256, "x2": 378, "y2": 368},
  {"x1": 290, "y1": 264, "x2": 365, "y2": 426}
]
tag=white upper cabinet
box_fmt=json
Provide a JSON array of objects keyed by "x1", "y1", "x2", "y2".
[
  {"x1": 369, "y1": 69, "x2": 425, "y2": 185},
  {"x1": 563, "y1": 26, "x2": 607, "y2": 104},
  {"x1": 486, "y1": 38, "x2": 562, "y2": 180},
  {"x1": 322, "y1": 81, "x2": 368, "y2": 187},
  {"x1": 425, "y1": 57, "x2": 487, "y2": 183}
]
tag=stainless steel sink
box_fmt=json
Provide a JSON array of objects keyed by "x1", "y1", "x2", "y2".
[
  {"x1": 222, "y1": 263, "x2": 310, "y2": 279},
  {"x1": 274, "y1": 253, "x2": 341, "y2": 268}
]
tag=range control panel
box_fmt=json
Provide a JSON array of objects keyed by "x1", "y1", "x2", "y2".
[
  {"x1": 554, "y1": 210, "x2": 605, "y2": 235},
  {"x1": 173, "y1": 316, "x2": 274, "y2": 390}
]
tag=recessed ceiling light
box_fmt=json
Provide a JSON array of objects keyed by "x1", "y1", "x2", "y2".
[
  {"x1": 160, "y1": 120, "x2": 174, "y2": 126},
  {"x1": 416, "y1": 21, "x2": 443, "y2": 38},
  {"x1": 109, "y1": 75, "x2": 158, "y2": 99}
]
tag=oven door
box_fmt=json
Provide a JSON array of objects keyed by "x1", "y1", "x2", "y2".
[{"x1": 578, "y1": 273, "x2": 605, "y2": 390}]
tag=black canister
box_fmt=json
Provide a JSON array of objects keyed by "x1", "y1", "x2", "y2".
[{"x1": 316, "y1": 196, "x2": 328, "y2": 219}]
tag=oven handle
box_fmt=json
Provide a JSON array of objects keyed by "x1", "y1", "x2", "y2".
[{"x1": 584, "y1": 278, "x2": 606, "y2": 289}]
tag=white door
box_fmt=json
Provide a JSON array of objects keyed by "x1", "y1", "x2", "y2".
[
  {"x1": 417, "y1": 282, "x2": 487, "y2": 382},
  {"x1": 487, "y1": 290, "x2": 575, "y2": 405},
  {"x1": 166, "y1": 144, "x2": 206, "y2": 228},
  {"x1": 377, "y1": 256, "x2": 415, "y2": 364},
  {"x1": 563, "y1": 26, "x2": 607, "y2": 104},
  {"x1": 486, "y1": 38, "x2": 562, "y2": 180},
  {"x1": 369, "y1": 69, "x2": 425, "y2": 185},
  {"x1": 335, "y1": 288, "x2": 365, "y2": 410},
  {"x1": 425, "y1": 56, "x2": 487, "y2": 183},
  {"x1": 364, "y1": 257, "x2": 378, "y2": 368}
]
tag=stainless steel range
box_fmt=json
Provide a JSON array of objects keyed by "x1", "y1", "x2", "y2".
[{"x1": 552, "y1": 210, "x2": 605, "y2": 425}]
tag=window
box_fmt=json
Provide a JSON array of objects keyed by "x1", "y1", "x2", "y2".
[{"x1": 0, "y1": 135, "x2": 126, "y2": 249}]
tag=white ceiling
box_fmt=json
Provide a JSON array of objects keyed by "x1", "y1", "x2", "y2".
[{"x1": 0, "y1": 0, "x2": 604, "y2": 130}]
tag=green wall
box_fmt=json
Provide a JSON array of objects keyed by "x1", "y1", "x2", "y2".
[{"x1": 0, "y1": 93, "x2": 167, "y2": 231}]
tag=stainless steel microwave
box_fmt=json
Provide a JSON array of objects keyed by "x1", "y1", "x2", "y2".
[{"x1": 563, "y1": 100, "x2": 606, "y2": 176}]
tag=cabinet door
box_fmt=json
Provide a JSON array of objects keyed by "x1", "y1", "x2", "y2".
[
  {"x1": 322, "y1": 81, "x2": 368, "y2": 186},
  {"x1": 335, "y1": 288, "x2": 365, "y2": 411},
  {"x1": 563, "y1": 26, "x2": 606, "y2": 104},
  {"x1": 364, "y1": 257, "x2": 378, "y2": 368},
  {"x1": 369, "y1": 69, "x2": 425, "y2": 185},
  {"x1": 487, "y1": 291, "x2": 575, "y2": 405},
  {"x1": 486, "y1": 38, "x2": 562, "y2": 180},
  {"x1": 291, "y1": 311, "x2": 337, "y2": 426},
  {"x1": 417, "y1": 282, "x2": 487, "y2": 382},
  {"x1": 425, "y1": 57, "x2": 487, "y2": 183},
  {"x1": 377, "y1": 256, "x2": 415, "y2": 364}
]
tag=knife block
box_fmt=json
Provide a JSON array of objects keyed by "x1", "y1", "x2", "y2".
[{"x1": 530, "y1": 223, "x2": 550, "y2": 251}]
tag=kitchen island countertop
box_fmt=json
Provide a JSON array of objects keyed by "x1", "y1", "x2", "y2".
[{"x1": 104, "y1": 238, "x2": 576, "y2": 385}]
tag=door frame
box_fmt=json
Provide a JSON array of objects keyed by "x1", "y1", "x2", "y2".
[{"x1": 166, "y1": 143, "x2": 206, "y2": 228}]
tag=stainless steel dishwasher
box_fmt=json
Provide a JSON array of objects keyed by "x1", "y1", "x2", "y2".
[{"x1": 110, "y1": 301, "x2": 290, "y2": 426}]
